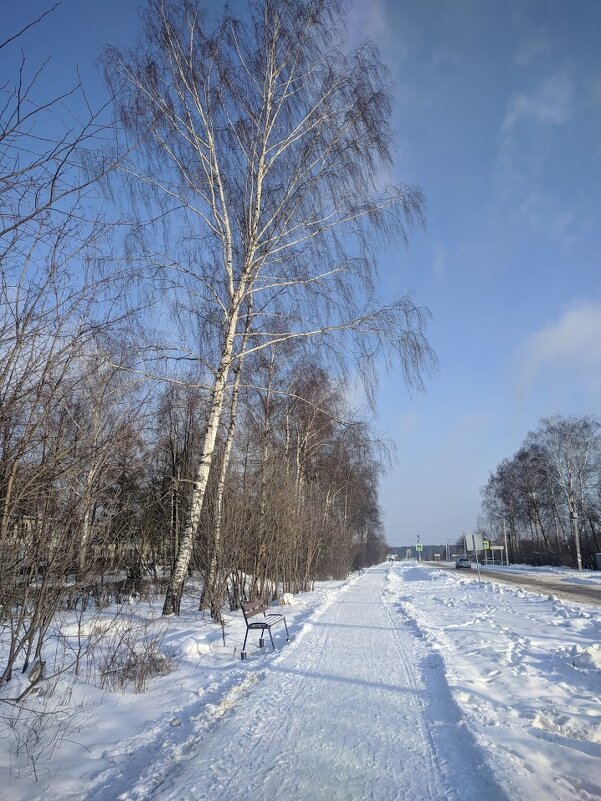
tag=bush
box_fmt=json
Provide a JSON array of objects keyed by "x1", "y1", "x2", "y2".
[{"x1": 101, "y1": 638, "x2": 173, "y2": 693}]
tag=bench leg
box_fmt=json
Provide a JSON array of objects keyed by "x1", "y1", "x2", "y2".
[
  {"x1": 268, "y1": 628, "x2": 275, "y2": 650},
  {"x1": 283, "y1": 618, "x2": 290, "y2": 642},
  {"x1": 258, "y1": 636, "x2": 264, "y2": 648},
  {"x1": 240, "y1": 650, "x2": 247, "y2": 661},
  {"x1": 242, "y1": 628, "x2": 249, "y2": 654}
]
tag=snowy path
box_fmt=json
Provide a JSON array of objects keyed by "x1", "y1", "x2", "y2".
[
  {"x1": 6, "y1": 564, "x2": 598, "y2": 801},
  {"x1": 112, "y1": 567, "x2": 507, "y2": 801}
]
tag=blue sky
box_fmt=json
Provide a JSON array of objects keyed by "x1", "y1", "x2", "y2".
[
  {"x1": 5, "y1": 0, "x2": 601, "y2": 547},
  {"x1": 347, "y1": 0, "x2": 601, "y2": 546}
]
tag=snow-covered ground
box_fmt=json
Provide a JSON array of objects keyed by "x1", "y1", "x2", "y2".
[
  {"x1": 489, "y1": 564, "x2": 601, "y2": 579},
  {"x1": 388, "y1": 562, "x2": 601, "y2": 800},
  {"x1": 437, "y1": 560, "x2": 601, "y2": 587},
  {"x1": 480, "y1": 563, "x2": 601, "y2": 588},
  {"x1": 1, "y1": 563, "x2": 600, "y2": 800},
  {"x1": 0, "y1": 579, "x2": 348, "y2": 801}
]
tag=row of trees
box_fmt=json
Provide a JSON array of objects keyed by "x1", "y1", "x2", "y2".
[
  {"x1": 481, "y1": 415, "x2": 601, "y2": 568},
  {"x1": 1, "y1": 0, "x2": 431, "y2": 687}
]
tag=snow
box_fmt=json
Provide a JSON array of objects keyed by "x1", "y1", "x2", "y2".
[
  {"x1": 387, "y1": 563, "x2": 601, "y2": 801},
  {"x1": 439, "y1": 560, "x2": 601, "y2": 584},
  {"x1": 571, "y1": 644, "x2": 601, "y2": 671},
  {"x1": 477, "y1": 563, "x2": 601, "y2": 586},
  {"x1": 1, "y1": 564, "x2": 600, "y2": 800}
]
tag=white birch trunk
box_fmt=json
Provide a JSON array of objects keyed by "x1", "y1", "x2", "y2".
[
  {"x1": 204, "y1": 305, "x2": 251, "y2": 619},
  {"x1": 162, "y1": 310, "x2": 241, "y2": 615}
]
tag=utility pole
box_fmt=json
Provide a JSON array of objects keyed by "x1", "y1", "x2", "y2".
[
  {"x1": 446, "y1": 539, "x2": 449, "y2": 562},
  {"x1": 503, "y1": 518, "x2": 509, "y2": 566},
  {"x1": 571, "y1": 511, "x2": 583, "y2": 572},
  {"x1": 472, "y1": 533, "x2": 481, "y2": 582}
]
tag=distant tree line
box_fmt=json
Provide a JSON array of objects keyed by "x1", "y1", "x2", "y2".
[{"x1": 481, "y1": 415, "x2": 601, "y2": 568}]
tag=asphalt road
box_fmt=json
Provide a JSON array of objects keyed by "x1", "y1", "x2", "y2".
[{"x1": 429, "y1": 563, "x2": 601, "y2": 606}]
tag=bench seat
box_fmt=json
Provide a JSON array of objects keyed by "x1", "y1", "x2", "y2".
[{"x1": 240, "y1": 600, "x2": 289, "y2": 659}]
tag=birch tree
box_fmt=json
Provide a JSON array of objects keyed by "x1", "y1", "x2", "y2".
[{"x1": 105, "y1": 0, "x2": 434, "y2": 615}]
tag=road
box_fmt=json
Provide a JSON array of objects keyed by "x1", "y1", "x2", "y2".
[{"x1": 429, "y1": 563, "x2": 601, "y2": 605}]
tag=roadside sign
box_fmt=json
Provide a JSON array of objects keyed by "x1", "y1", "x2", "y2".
[
  {"x1": 465, "y1": 532, "x2": 483, "y2": 552},
  {"x1": 415, "y1": 544, "x2": 423, "y2": 552},
  {"x1": 482, "y1": 539, "x2": 490, "y2": 550}
]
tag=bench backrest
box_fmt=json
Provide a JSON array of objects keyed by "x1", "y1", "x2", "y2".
[{"x1": 242, "y1": 600, "x2": 267, "y2": 621}]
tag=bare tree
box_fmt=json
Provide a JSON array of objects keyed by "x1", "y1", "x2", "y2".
[
  {"x1": 0, "y1": 7, "x2": 116, "y2": 243},
  {"x1": 220, "y1": 358, "x2": 386, "y2": 596},
  {"x1": 0, "y1": 7, "x2": 125, "y2": 690},
  {"x1": 105, "y1": 0, "x2": 434, "y2": 614},
  {"x1": 481, "y1": 415, "x2": 601, "y2": 567}
]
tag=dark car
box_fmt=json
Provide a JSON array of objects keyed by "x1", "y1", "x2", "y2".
[{"x1": 455, "y1": 557, "x2": 472, "y2": 569}]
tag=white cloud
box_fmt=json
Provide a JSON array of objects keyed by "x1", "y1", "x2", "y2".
[
  {"x1": 519, "y1": 192, "x2": 583, "y2": 245},
  {"x1": 347, "y1": 0, "x2": 391, "y2": 52},
  {"x1": 520, "y1": 303, "x2": 601, "y2": 387},
  {"x1": 513, "y1": 32, "x2": 553, "y2": 67},
  {"x1": 346, "y1": 0, "x2": 419, "y2": 65},
  {"x1": 502, "y1": 73, "x2": 572, "y2": 136}
]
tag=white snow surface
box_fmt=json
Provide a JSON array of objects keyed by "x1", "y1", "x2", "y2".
[
  {"x1": 2, "y1": 563, "x2": 600, "y2": 800},
  {"x1": 449, "y1": 560, "x2": 601, "y2": 587}
]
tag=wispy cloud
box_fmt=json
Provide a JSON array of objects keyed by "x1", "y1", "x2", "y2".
[
  {"x1": 519, "y1": 303, "x2": 601, "y2": 388},
  {"x1": 502, "y1": 72, "x2": 572, "y2": 136},
  {"x1": 347, "y1": 0, "x2": 395, "y2": 55},
  {"x1": 517, "y1": 192, "x2": 591, "y2": 247},
  {"x1": 513, "y1": 31, "x2": 553, "y2": 67},
  {"x1": 346, "y1": 0, "x2": 430, "y2": 77}
]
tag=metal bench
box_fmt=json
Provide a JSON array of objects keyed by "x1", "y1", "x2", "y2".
[{"x1": 240, "y1": 600, "x2": 289, "y2": 660}]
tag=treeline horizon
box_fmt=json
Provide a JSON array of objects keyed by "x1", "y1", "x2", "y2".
[{"x1": 481, "y1": 414, "x2": 601, "y2": 569}]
